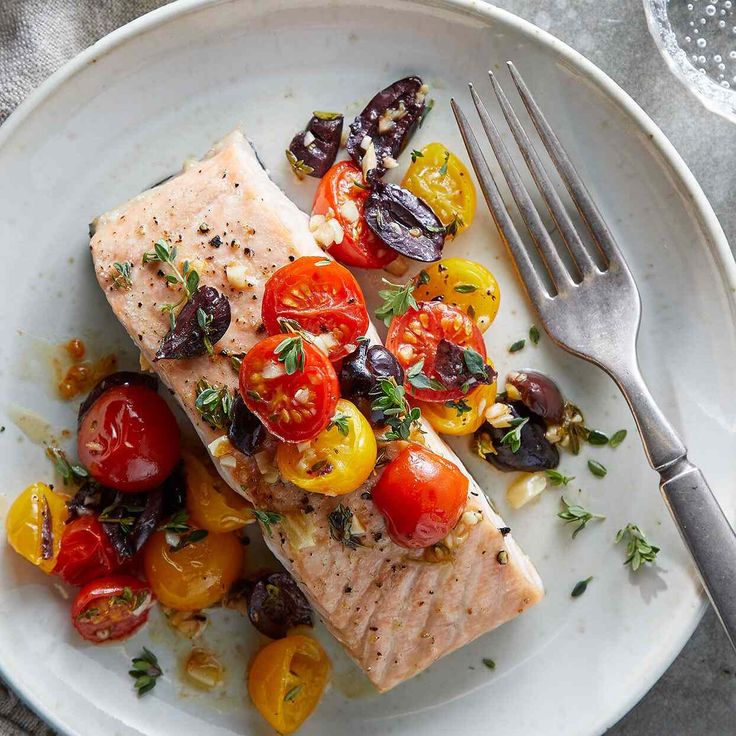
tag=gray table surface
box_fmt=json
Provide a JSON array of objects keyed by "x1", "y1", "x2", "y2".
[{"x1": 1, "y1": 0, "x2": 734, "y2": 734}]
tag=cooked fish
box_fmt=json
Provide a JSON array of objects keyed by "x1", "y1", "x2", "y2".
[{"x1": 89, "y1": 129, "x2": 544, "y2": 691}]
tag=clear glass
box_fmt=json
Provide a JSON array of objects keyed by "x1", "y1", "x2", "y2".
[{"x1": 644, "y1": 0, "x2": 736, "y2": 123}]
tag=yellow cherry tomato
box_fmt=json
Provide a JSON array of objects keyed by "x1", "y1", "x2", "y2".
[
  {"x1": 416, "y1": 368, "x2": 498, "y2": 436},
  {"x1": 143, "y1": 529, "x2": 243, "y2": 611},
  {"x1": 248, "y1": 635, "x2": 330, "y2": 734},
  {"x1": 276, "y1": 399, "x2": 376, "y2": 495},
  {"x1": 414, "y1": 257, "x2": 500, "y2": 332},
  {"x1": 5, "y1": 482, "x2": 68, "y2": 573},
  {"x1": 402, "y1": 142, "x2": 476, "y2": 236},
  {"x1": 184, "y1": 451, "x2": 253, "y2": 532}
]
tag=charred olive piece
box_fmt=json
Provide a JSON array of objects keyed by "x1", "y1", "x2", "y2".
[
  {"x1": 347, "y1": 77, "x2": 427, "y2": 178},
  {"x1": 287, "y1": 111, "x2": 344, "y2": 179},
  {"x1": 228, "y1": 395, "x2": 266, "y2": 457},
  {"x1": 247, "y1": 571, "x2": 313, "y2": 639},
  {"x1": 339, "y1": 342, "x2": 404, "y2": 399},
  {"x1": 77, "y1": 371, "x2": 158, "y2": 426},
  {"x1": 155, "y1": 286, "x2": 231, "y2": 360},
  {"x1": 433, "y1": 339, "x2": 496, "y2": 392},
  {"x1": 476, "y1": 401, "x2": 559, "y2": 472},
  {"x1": 506, "y1": 370, "x2": 564, "y2": 423},
  {"x1": 100, "y1": 487, "x2": 164, "y2": 558},
  {"x1": 364, "y1": 183, "x2": 445, "y2": 262}
]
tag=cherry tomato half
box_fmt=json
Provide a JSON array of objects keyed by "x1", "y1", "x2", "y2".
[
  {"x1": 372, "y1": 444, "x2": 468, "y2": 548},
  {"x1": 143, "y1": 529, "x2": 244, "y2": 611},
  {"x1": 77, "y1": 384, "x2": 180, "y2": 493},
  {"x1": 416, "y1": 377, "x2": 498, "y2": 436},
  {"x1": 248, "y1": 635, "x2": 330, "y2": 734},
  {"x1": 5, "y1": 482, "x2": 68, "y2": 573},
  {"x1": 385, "y1": 301, "x2": 488, "y2": 403},
  {"x1": 262, "y1": 256, "x2": 369, "y2": 361},
  {"x1": 239, "y1": 334, "x2": 339, "y2": 443},
  {"x1": 55, "y1": 516, "x2": 121, "y2": 587},
  {"x1": 71, "y1": 574, "x2": 153, "y2": 643},
  {"x1": 312, "y1": 161, "x2": 396, "y2": 269}
]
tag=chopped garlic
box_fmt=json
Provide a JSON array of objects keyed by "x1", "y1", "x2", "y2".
[
  {"x1": 485, "y1": 402, "x2": 514, "y2": 428},
  {"x1": 294, "y1": 387, "x2": 311, "y2": 405},
  {"x1": 312, "y1": 221, "x2": 336, "y2": 248},
  {"x1": 378, "y1": 117, "x2": 396, "y2": 134},
  {"x1": 262, "y1": 361, "x2": 285, "y2": 380},
  {"x1": 362, "y1": 141, "x2": 378, "y2": 179},
  {"x1": 303, "y1": 130, "x2": 315, "y2": 147},
  {"x1": 164, "y1": 608, "x2": 208, "y2": 639},
  {"x1": 339, "y1": 199, "x2": 360, "y2": 224},
  {"x1": 311, "y1": 331, "x2": 338, "y2": 355},
  {"x1": 506, "y1": 472, "x2": 547, "y2": 510},
  {"x1": 207, "y1": 434, "x2": 233, "y2": 458},
  {"x1": 383, "y1": 156, "x2": 399, "y2": 169},
  {"x1": 184, "y1": 648, "x2": 224, "y2": 690},
  {"x1": 328, "y1": 217, "x2": 344, "y2": 244},
  {"x1": 255, "y1": 451, "x2": 279, "y2": 483},
  {"x1": 360, "y1": 135, "x2": 372, "y2": 151},
  {"x1": 309, "y1": 214, "x2": 326, "y2": 232},
  {"x1": 220, "y1": 454, "x2": 237, "y2": 468},
  {"x1": 461, "y1": 510, "x2": 483, "y2": 526},
  {"x1": 225, "y1": 262, "x2": 249, "y2": 290}
]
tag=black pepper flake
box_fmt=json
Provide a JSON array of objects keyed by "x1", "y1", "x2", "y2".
[
  {"x1": 137, "y1": 302, "x2": 143, "y2": 308},
  {"x1": 288, "y1": 255, "x2": 295, "y2": 262},
  {"x1": 372, "y1": 532, "x2": 382, "y2": 542},
  {"x1": 369, "y1": 626, "x2": 378, "y2": 632},
  {"x1": 344, "y1": 585, "x2": 353, "y2": 593},
  {"x1": 209, "y1": 235, "x2": 223, "y2": 248},
  {"x1": 499, "y1": 527, "x2": 511, "y2": 536},
  {"x1": 256, "y1": 323, "x2": 266, "y2": 334},
  {"x1": 234, "y1": 183, "x2": 240, "y2": 188}
]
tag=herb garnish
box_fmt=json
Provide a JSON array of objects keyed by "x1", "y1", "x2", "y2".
[
  {"x1": 129, "y1": 648, "x2": 163, "y2": 697},
  {"x1": 315, "y1": 259, "x2": 331, "y2": 266},
  {"x1": 508, "y1": 339, "x2": 525, "y2": 353},
  {"x1": 587, "y1": 459, "x2": 607, "y2": 478},
  {"x1": 545, "y1": 469, "x2": 575, "y2": 486},
  {"x1": 499, "y1": 417, "x2": 529, "y2": 453},
  {"x1": 438, "y1": 150, "x2": 450, "y2": 176},
  {"x1": 196, "y1": 307, "x2": 215, "y2": 356},
  {"x1": 462, "y1": 347, "x2": 489, "y2": 387},
  {"x1": 371, "y1": 378, "x2": 422, "y2": 441},
  {"x1": 111, "y1": 261, "x2": 133, "y2": 289},
  {"x1": 587, "y1": 430, "x2": 609, "y2": 446},
  {"x1": 274, "y1": 335, "x2": 305, "y2": 374},
  {"x1": 45, "y1": 446, "x2": 88, "y2": 485},
  {"x1": 444, "y1": 214, "x2": 464, "y2": 238},
  {"x1": 142, "y1": 239, "x2": 199, "y2": 325},
  {"x1": 557, "y1": 497, "x2": 605, "y2": 538},
  {"x1": 609, "y1": 429, "x2": 627, "y2": 448},
  {"x1": 374, "y1": 271, "x2": 429, "y2": 326},
  {"x1": 571, "y1": 577, "x2": 593, "y2": 598},
  {"x1": 158, "y1": 510, "x2": 192, "y2": 534},
  {"x1": 558, "y1": 401, "x2": 590, "y2": 455},
  {"x1": 445, "y1": 399, "x2": 472, "y2": 416},
  {"x1": 410, "y1": 149, "x2": 424, "y2": 163},
  {"x1": 482, "y1": 658, "x2": 496, "y2": 670},
  {"x1": 194, "y1": 378, "x2": 234, "y2": 429},
  {"x1": 284, "y1": 684, "x2": 303, "y2": 702},
  {"x1": 99, "y1": 500, "x2": 145, "y2": 536},
  {"x1": 327, "y1": 412, "x2": 350, "y2": 436},
  {"x1": 615, "y1": 523, "x2": 660, "y2": 570},
  {"x1": 419, "y1": 98, "x2": 435, "y2": 128},
  {"x1": 529, "y1": 325, "x2": 540, "y2": 345},
  {"x1": 453, "y1": 283, "x2": 477, "y2": 293},
  {"x1": 328, "y1": 504, "x2": 362, "y2": 549},
  {"x1": 407, "y1": 359, "x2": 446, "y2": 391},
  {"x1": 253, "y1": 509, "x2": 283, "y2": 537},
  {"x1": 220, "y1": 348, "x2": 245, "y2": 374},
  {"x1": 169, "y1": 528, "x2": 208, "y2": 552},
  {"x1": 285, "y1": 149, "x2": 315, "y2": 179}
]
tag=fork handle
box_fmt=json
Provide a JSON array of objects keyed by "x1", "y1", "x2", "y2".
[{"x1": 615, "y1": 364, "x2": 736, "y2": 649}]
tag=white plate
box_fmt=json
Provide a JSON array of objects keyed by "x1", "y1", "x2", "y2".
[{"x1": 0, "y1": 1, "x2": 735, "y2": 735}]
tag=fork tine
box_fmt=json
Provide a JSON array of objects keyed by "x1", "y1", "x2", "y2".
[
  {"x1": 507, "y1": 61, "x2": 618, "y2": 265},
  {"x1": 487, "y1": 70, "x2": 600, "y2": 278},
  {"x1": 468, "y1": 84, "x2": 575, "y2": 295},
  {"x1": 450, "y1": 97, "x2": 550, "y2": 305}
]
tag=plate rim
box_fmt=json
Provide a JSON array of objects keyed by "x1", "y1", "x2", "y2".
[{"x1": 1, "y1": 0, "x2": 734, "y2": 734}]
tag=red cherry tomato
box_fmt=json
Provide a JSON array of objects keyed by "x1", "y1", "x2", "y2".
[
  {"x1": 55, "y1": 516, "x2": 121, "y2": 587},
  {"x1": 262, "y1": 256, "x2": 369, "y2": 361},
  {"x1": 385, "y1": 301, "x2": 487, "y2": 403},
  {"x1": 78, "y1": 384, "x2": 180, "y2": 492},
  {"x1": 312, "y1": 161, "x2": 396, "y2": 269},
  {"x1": 239, "y1": 334, "x2": 339, "y2": 443},
  {"x1": 71, "y1": 575, "x2": 154, "y2": 643},
  {"x1": 372, "y1": 445, "x2": 468, "y2": 548}
]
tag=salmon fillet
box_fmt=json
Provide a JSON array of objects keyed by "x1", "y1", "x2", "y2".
[{"x1": 89, "y1": 130, "x2": 544, "y2": 691}]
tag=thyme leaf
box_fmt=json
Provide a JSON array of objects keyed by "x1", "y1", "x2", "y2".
[
  {"x1": 194, "y1": 378, "x2": 234, "y2": 429},
  {"x1": 499, "y1": 417, "x2": 528, "y2": 453},
  {"x1": 587, "y1": 459, "x2": 607, "y2": 478},
  {"x1": 445, "y1": 398, "x2": 472, "y2": 416},
  {"x1": 129, "y1": 648, "x2": 162, "y2": 697},
  {"x1": 438, "y1": 150, "x2": 450, "y2": 176},
  {"x1": 545, "y1": 469, "x2": 575, "y2": 486},
  {"x1": 410, "y1": 149, "x2": 424, "y2": 163},
  {"x1": 371, "y1": 378, "x2": 422, "y2": 441},
  {"x1": 529, "y1": 325, "x2": 540, "y2": 345},
  {"x1": 327, "y1": 412, "x2": 350, "y2": 436},
  {"x1": 274, "y1": 335, "x2": 305, "y2": 375},
  {"x1": 616, "y1": 523, "x2": 660, "y2": 571},
  {"x1": 508, "y1": 339, "x2": 525, "y2": 353},
  {"x1": 112, "y1": 261, "x2": 133, "y2": 289},
  {"x1": 45, "y1": 446, "x2": 88, "y2": 485},
  {"x1": 328, "y1": 504, "x2": 362, "y2": 549},
  {"x1": 571, "y1": 576, "x2": 593, "y2": 598},
  {"x1": 557, "y1": 497, "x2": 605, "y2": 538},
  {"x1": 253, "y1": 509, "x2": 283, "y2": 537},
  {"x1": 609, "y1": 429, "x2": 627, "y2": 448}
]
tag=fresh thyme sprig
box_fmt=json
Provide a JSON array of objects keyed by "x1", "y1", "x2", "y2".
[
  {"x1": 410, "y1": 149, "x2": 424, "y2": 163},
  {"x1": 253, "y1": 509, "x2": 283, "y2": 537},
  {"x1": 499, "y1": 417, "x2": 529, "y2": 453},
  {"x1": 615, "y1": 523, "x2": 660, "y2": 571},
  {"x1": 327, "y1": 412, "x2": 350, "y2": 436},
  {"x1": 142, "y1": 239, "x2": 199, "y2": 325},
  {"x1": 99, "y1": 499, "x2": 146, "y2": 535},
  {"x1": 545, "y1": 469, "x2": 575, "y2": 487},
  {"x1": 129, "y1": 648, "x2": 163, "y2": 697},
  {"x1": 445, "y1": 398, "x2": 472, "y2": 416},
  {"x1": 438, "y1": 150, "x2": 450, "y2": 176},
  {"x1": 328, "y1": 504, "x2": 362, "y2": 549},
  {"x1": 558, "y1": 497, "x2": 605, "y2": 538},
  {"x1": 194, "y1": 378, "x2": 234, "y2": 429},
  {"x1": 274, "y1": 335, "x2": 305, "y2": 374},
  {"x1": 158, "y1": 510, "x2": 192, "y2": 534},
  {"x1": 45, "y1": 446, "x2": 88, "y2": 485},
  {"x1": 406, "y1": 359, "x2": 446, "y2": 392},
  {"x1": 371, "y1": 378, "x2": 422, "y2": 441},
  {"x1": 111, "y1": 261, "x2": 133, "y2": 289},
  {"x1": 374, "y1": 271, "x2": 429, "y2": 326}
]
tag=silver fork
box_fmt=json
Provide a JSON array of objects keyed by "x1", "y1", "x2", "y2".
[{"x1": 452, "y1": 62, "x2": 736, "y2": 650}]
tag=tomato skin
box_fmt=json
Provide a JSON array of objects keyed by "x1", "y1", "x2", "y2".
[
  {"x1": 414, "y1": 257, "x2": 500, "y2": 332},
  {"x1": 416, "y1": 378, "x2": 497, "y2": 436},
  {"x1": 276, "y1": 399, "x2": 377, "y2": 495},
  {"x1": 262, "y1": 256, "x2": 369, "y2": 361},
  {"x1": 143, "y1": 529, "x2": 244, "y2": 611},
  {"x1": 402, "y1": 142, "x2": 476, "y2": 237},
  {"x1": 372, "y1": 445, "x2": 468, "y2": 548},
  {"x1": 5, "y1": 482, "x2": 68, "y2": 573},
  {"x1": 55, "y1": 516, "x2": 121, "y2": 587},
  {"x1": 312, "y1": 161, "x2": 396, "y2": 269},
  {"x1": 71, "y1": 575, "x2": 153, "y2": 643},
  {"x1": 77, "y1": 384, "x2": 180, "y2": 493},
  {"x1": 248, "y1": 635, "x2": 330, "y2": 734},
  {"x1": 385, "y1": 301, "x2": 488, "y2": 403},
  {"x1": 239, "y1": 334, "x2": 339, "y2": 443}
]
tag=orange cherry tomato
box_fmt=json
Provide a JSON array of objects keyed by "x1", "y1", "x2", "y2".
[
  {"x1": 143, "y1": 529, "x2": 243, "y2": 611},
  {"x1": 239, "y1": 334, "x2": 339, "y2": 443},
  {"x1": 261, "y1": 256, "x2": 369, "y2": 361},
  {"x1": 312, "y1": 161, "x2": 396, "y2": 269},
  {"x1": 248, "y1": 635, "x2": 330, "y2": 734},
  {"x1": 372, "y1": 444, "x2": 468, "y2": 548}
]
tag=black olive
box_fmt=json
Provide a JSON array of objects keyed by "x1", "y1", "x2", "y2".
[
  {"x1": 78, "y1": 371, "x2": 158, "y2": 426},
  {"x1": 476, "y1": 401, "x2": 559, "y2": 472},
  {"x1": 339, "y1": 342, "x2": 404, "y2": 399},
  {"x1": 228, "y1": 395, "x2": 266, "y2": 457},
  {"x1": 433, "y1": 339, "x2": 496, "y2": 392},
  {"x1": 155, "y1": 286, "x2": 230, "y2": 360},
  {"x1": 247, "y1": 571, "x2": 313, "y2": 639},
  {"x1": 100, "y1": 487, "x2": 164, "y2": 559},
  {"x1": 364, "y1": 182, "x2": 445, "y2": 262},
  {"x1": 346, "y1": 77, "x2": 426, "y2": 179},
  {"x1": 506, "y1": 370, "x2": 565, "y2": 423},
  {"x1": 287, "y1": 112, "x2": 343, "y2": 178}
]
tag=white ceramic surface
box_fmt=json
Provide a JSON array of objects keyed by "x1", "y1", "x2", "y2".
[{"x1": 0, "y1": 1, "x2": 735, "y2": 735}]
